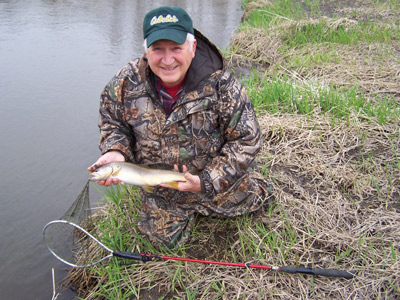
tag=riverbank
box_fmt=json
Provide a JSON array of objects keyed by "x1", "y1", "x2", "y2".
[{"x1": 65, "y1": 1, "x2": 399, "y2": 299}]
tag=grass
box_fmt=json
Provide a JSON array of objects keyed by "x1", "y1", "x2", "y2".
[
  {"x1": 282, "y1": 21, "x2": 399, "y2": 46},
  {"x1": 64, "y1": 0, "x2": 400, "y2": 299},
  {"x1": 245, "y1": 72, "x2": 400, "y2": 124}
]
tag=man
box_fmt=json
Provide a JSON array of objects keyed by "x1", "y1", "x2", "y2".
[{"x1": 88, "y1": 6, "x2": 273, "y2": 248}]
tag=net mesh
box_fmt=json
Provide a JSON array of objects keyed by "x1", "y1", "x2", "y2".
[
  {"x1": 60, "y1": 180, "x2": 92, "y2": 224},
  {"x1": 43, "y1": 180, "x2": 95, "y2": 267}
]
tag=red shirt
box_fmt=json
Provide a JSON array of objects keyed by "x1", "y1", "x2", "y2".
[{"x1": 156, "y1": 77, "x2": 184, "y2": 116}]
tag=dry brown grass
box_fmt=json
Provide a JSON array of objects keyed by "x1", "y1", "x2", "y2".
[
  {"x1": 66, "y1": 112, "x2": 399, "y2": 299},
  {"x1": 256, "y1": 112, "x2": 399, "y2": 298}
]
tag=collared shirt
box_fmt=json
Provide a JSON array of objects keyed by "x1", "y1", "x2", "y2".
[{"x1": 155, "y1": 77, "x2": 184, "y2": 116}]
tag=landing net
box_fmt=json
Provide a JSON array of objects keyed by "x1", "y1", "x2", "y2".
[{"x1": 43, "y1": 180, "x2": 94, "y2": 268}]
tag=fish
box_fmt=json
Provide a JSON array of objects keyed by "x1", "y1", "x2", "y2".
[{"x1": 89, "y1": 162, "x2": 187, "y2": 192}]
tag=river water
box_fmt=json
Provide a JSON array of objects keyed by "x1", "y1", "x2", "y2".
[{"x1": 0, "y1": 1, "x2": 242, "y2": 299}]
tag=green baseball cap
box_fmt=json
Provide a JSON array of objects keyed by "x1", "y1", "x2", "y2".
[{"x1": 143, "y1": 6, "x2": 194, "y2": 48}]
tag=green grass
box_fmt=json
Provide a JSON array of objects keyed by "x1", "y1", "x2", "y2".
[
  {"x1": 285, "y1": 22, "x2": 398, "y2": 47},
  {"x1": 236, "y1": 0, "x2": 400, "y2": 125},
  {"x1": 242, "y1": 0, "x2": 306, "y2": 26},
  {"x1": 86, "y1": 185, "x2": 160, "y2": 299},
  {"x1": 244, "y1": 72, "x2": 400, "y2": 124},
  {"x1": 286, "y1": 45, "x2": 342, "y2": 66},
  {"x1": 84, "y1": 186, "x2": 296, "y2": 299}
]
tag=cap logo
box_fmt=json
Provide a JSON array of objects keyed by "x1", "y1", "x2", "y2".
[{"x1": 150, "y1": 14, "x2": 179, "y2": 26}]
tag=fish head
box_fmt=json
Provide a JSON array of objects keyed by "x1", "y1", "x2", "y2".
[{"x1": 88, "y1": 164, "x2": 115, "y2": 181}]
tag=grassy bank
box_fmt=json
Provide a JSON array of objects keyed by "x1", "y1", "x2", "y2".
[{"x1": 65, "y1": 1, "x2": 400, "y2": 299}]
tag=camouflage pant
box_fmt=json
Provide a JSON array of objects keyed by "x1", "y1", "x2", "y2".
[{"x1": 137, "y1": 172, "x2": 273, "y2": 248}]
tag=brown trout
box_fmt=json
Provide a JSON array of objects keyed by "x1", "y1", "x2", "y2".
[{"x1": 89, "y1": 162, "x2": 186, "y2": 192}]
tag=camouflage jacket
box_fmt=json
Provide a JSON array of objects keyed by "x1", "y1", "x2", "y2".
[{"x1": 97, "y1": 30, "x2": 263, "y2": 197}]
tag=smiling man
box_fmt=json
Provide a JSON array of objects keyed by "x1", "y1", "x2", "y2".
[
  {"x1": 144, "y1": 15, "x2": 196, "y2": 88},
  {"x1": 147, "y1": 38, "x2": 195, "y2": 87},
  {"x1": 89, "y1": 6, "x2": 274, "y2": 248}
]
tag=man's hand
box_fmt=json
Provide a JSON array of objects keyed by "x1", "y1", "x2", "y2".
[
  {"x1": 87, "y1": 151, "x2": 125, "y2": 186},
  {"x1": 159, "y1": 164, "x2": 201, "y2": 193}
]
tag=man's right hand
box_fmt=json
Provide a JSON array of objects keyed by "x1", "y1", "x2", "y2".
[{"x1": 87, "y1": 151, "x2": 125, "y2": 186}]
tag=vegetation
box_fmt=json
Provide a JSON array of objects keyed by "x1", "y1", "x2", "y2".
[{"x1": 64, "y1": 0, "x2": 399, "y2": 299}]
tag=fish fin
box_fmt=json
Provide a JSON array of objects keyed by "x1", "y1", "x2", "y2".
[
  {"x1": 112, "y1": 166, "x2": 122, "y2": 176},
  {"x1": 143, "y1": 186, "x2": 154, "y2": 193},
  {"x1": 163, "y1": 181, "x2": 180, "y2": 189}
]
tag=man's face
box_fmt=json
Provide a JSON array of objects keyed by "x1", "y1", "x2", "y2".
[{"x1": 146, "y1": 39, "x2": 196, "y2": 87}]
